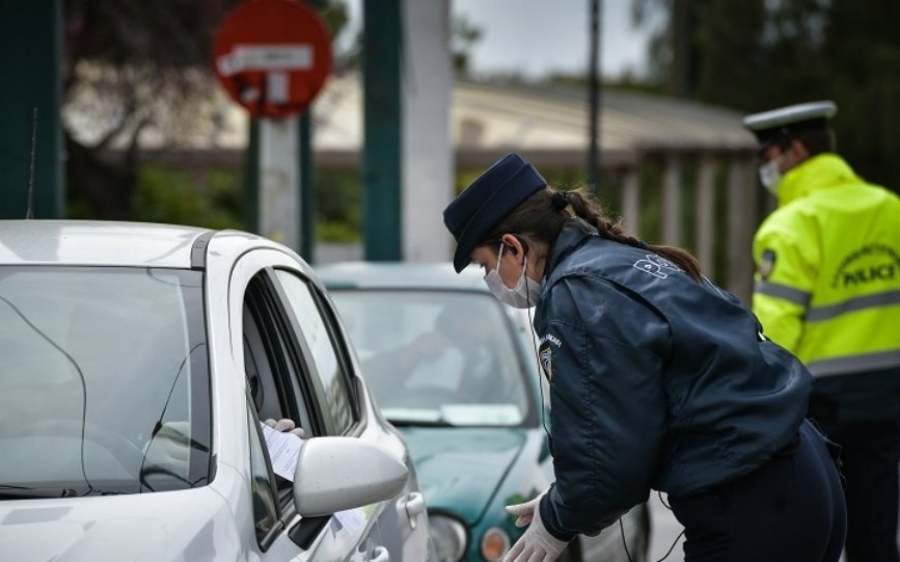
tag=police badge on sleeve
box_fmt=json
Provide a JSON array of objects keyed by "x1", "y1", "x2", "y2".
[
  {"x1": 539, "y1": 344, "x2": 553, "y2": 382},
  {"x1": 538, "y1": 333, "x2": 561, "y2": 382},
  {"x1": 758, "y1": 249, "x2": 777, "y2": 280}
]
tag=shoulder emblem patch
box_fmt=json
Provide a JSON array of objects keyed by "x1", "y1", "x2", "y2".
[
  {"x1": 633, "y1": 254, "x2": 682, "y2": 279},
  {"x1": 538, "y1": 344, "x2": 553, "y2": 382},
  {"x1": 758, "y1": 249, "x2": 777, "y2": 280}
]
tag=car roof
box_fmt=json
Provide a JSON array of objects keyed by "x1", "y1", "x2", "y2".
[
  {"x1": 0, "y1": 220, "x2": 213, "y2": 268},
  {"x1": 315, "y1": 261, "x2": 489, "y2": 292}
]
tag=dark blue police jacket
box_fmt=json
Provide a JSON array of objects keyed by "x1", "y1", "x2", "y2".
[{"x1": 534, "y1": 219, "x2": 811, "y2": 541}]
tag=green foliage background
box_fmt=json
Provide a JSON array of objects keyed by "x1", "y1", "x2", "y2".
[
  {"x1": 639, "y1": 0, "x2": 900, "y2": 191},
  {"x1": 86, "y1": 0, "x2": 900, "y2": 252}
]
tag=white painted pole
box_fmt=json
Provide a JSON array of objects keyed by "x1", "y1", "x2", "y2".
[
  {"x1": 259, "y1": 117, "x2": 300, "y2": 250},
  {"x1": 401, "y1": 0, "x2": 453, "y2": 262},
  {"x1": 662, "y1": 156, "x2": 683, "y2": 246},
  {"x1": 726, "y1": 156, "x2": 757, "y2": 304},
  {"x1": 621, "y1": 166, "x2": 641, "y2": 237},
  {"x1": 695, "y1": 155, "x2": 716, "y2": 273}
]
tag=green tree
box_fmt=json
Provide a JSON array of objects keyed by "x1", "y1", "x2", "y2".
[
  {"x1": 63, "y1": 0, "x2": 349, "y2": 220},
  {"x1": 452, "y1": 15, "x2": 483, "y2": 76},
  {"x1": 633, "y1": 0, "x2": 900, "y2": 191}
]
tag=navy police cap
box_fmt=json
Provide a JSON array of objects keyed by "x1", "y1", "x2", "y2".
[
  {"x1": 742, "y1": 100, "x2": 837, "y2": 146},
  {"x1": 443, "y1": 153, "x2": 546, "y2": 273}
]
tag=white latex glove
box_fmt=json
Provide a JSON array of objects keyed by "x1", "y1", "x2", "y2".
[
  {"x1": 264, "y1": 418, "x2": 306, "y2": 438},
  {"x1": 503, "y1": 490, "x2": 570, "y2": 562}
]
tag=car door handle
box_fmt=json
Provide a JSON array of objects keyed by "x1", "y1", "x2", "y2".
[
  {"x1": 403, "y1": 492, "x2": 426, "y2": 517},
  {"x1": 366, "y1": 546, "x2": 390, "y2": 562},
  {"x1": 396, "y1": 492, "x2": 426, "y2": 530}
]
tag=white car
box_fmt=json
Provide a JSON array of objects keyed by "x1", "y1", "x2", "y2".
[{"x1": 0, "y1": 220, "x2": 433, "y2": 562}]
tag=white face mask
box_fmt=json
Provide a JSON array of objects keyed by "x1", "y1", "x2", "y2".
[
  {"x1": 758, "y1": 150, "x2": 790, "y2": 195},
  {"x1": 484, "y1": 244, "x2": 542, "y2": 309},
  {"x1": 758, "y1": 160, "x2": 782, "y2": 194}
]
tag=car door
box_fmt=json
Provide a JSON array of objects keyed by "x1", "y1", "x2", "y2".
[
  {"x1": 270, "y1": 268, "x2": 431, "y2": 561},
  {"x1": 228, "y1": 250, "x2": 387, "y2": 562}
]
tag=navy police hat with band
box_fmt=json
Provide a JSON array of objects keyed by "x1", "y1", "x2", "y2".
[
  {"x1": 742, "y1": 100, "x2": 837, "y2": 147},
  {"x1": 443, "y1": 153, "x2": 547, "y2": 273}
]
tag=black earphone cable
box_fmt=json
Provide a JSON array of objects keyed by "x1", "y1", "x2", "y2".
[
  {"x1": 618, "y1": 518, "x2": 633, "y2": 562},
  {"x1": 654, "y1": 491, "x2": 686, "y2": 562}
]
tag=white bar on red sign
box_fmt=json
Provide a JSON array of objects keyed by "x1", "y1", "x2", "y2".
[{"x1": 217, "y1": 44, "x2": 313, "y2": 75}]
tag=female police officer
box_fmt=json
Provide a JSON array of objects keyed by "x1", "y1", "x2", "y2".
[{"x1": 442, "y1": 153, "x2": 846, "y2": 562}]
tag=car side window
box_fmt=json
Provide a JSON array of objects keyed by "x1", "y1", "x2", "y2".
[
  {"x1": 274, "y1": 270, "x2": 356, "y2": 435},
  {"x1": 243, "y1": 274, "x2": 316, "y2": 436},
  {"x1": 242, "y1": 271, "x2": 324, "y2": 547}
]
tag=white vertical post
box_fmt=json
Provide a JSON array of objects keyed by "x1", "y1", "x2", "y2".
[
  {"x1": 695, "y1": 156, "x2": 716, "y2": 273},
  {"x1": 662, "y1": 156, "x2": 682, "y2": 245},
  {"x1": 259, "y1": 117, "x2": 299, "y2": 249},
  {"x1": 726, "y1": 156, "x2": 758, "y2": 304},
  {"x1": 402, "y1": 0, "x2": 453, "y2": 262},
  {"x1": 621, "y1": 167, "x2": 641, "y2": 237}
]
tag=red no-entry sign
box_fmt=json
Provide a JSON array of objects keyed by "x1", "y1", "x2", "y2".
[{"x1": 212, "y1": 0, "x2": 333, "y2": 119}]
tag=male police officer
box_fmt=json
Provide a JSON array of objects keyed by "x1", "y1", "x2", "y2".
[{"x1": 744, "y1": 101, "x2": 900, "y2": 562}]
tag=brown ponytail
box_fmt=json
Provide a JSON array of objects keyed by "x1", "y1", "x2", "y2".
[{"x1": 479, "y1": 186, "x2": 703, "y2": 282}]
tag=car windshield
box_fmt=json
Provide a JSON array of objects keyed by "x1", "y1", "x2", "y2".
[
  {"x1": 0, "y1": 266, "x2": 210, "y2": 498},
  {"x1": 328, "y1": 290, "x2": 535, "y2": 427}
]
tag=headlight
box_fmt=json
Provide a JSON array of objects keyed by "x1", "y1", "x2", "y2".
[
  {"x1": 428, "y1": 513, "x2": 468, "y2": 562},
  {"x1": 481, "y1": 527, "x2": 511, "y2": 561}
]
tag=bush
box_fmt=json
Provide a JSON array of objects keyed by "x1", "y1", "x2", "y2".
[{"x1": 132, "y1": 165, "x2": 244, "y2": 230}]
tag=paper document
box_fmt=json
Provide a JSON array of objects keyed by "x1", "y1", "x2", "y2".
[{"x1": 260, "y1": 423, "x2": 305, "y2": 481}]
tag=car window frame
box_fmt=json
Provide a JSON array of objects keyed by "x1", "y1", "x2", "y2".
[
  {"x1": 242, "y1": 267, "x2": 350, "y2": 552},
  {"x1": 269, "y1": 267, "x2": 362, "y2": 436},
  {"x1": 241, "y1": 269, "x2": 329, "y2": 552},
  {"x1": 244, "y1": 270, "x2": 326, "y2": 437},
  {"x1": 228, "y1": 252, "x2": 354, "y2": 553}
]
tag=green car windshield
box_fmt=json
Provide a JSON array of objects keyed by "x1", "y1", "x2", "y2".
[
  {"x1": 329, "y1": 290, "x2": 535, "y2": 427},
  {"x1": 0, "y1": 266, "x2": 210, "y2": 498}
]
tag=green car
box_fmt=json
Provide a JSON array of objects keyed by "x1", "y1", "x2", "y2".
[{"x1": 317, "y1": 262, "x2": 650, "y2": 562}]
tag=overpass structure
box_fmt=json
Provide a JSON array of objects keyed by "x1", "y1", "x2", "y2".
[
  {"x1": 2, "y1": 1, "x2": 765, "y2": 302},
  {"x1": 133, "y1": 73, "x2": 763, "y2": 302}
]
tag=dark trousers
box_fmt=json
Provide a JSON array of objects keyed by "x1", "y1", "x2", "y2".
[
  {"x1": 669, "y1": 420, "x2": 846, "y2": 561},
  {"x1": 815, "y1": 416, "x2": 900, "y2": 562}
]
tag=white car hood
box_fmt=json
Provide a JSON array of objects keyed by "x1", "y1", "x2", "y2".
[{"x1": 0, "y1": 485, "x2": 239, "y2": 562}]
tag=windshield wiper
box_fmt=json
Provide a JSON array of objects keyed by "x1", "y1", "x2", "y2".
[
  {"x1": 0, "y1": 485, "x2": 81, "y2": 500},
  {"x1": 0, "y1": 485, "x2": 131, "y2": 500},
  {"x1": 387, "y1": 418, "x2": 456, "y2": 428}
]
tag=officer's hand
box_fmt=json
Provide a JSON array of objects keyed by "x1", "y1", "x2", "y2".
[
  {"x1": 503, "y1": 492, "x2": 569, "y2": 562},
  {"x1": 264, "y1": 418, "x2": 306, "y2": 438}
]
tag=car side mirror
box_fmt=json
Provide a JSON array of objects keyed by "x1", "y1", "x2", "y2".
[{"x1": 292, "y1": 436, "x2": 409, "y2": 517}]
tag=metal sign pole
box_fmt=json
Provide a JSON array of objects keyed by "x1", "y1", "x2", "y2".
[
  {"x1": 259, "y1": 117, "x2": 300, "y2": 249},
  {"x1": 587, "y1": 0, "x2": 603, "y2": 194}
]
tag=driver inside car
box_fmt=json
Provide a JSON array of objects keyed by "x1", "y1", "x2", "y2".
[{"x1": 359, "y1": 303, "x2": 501, "y2": 405}]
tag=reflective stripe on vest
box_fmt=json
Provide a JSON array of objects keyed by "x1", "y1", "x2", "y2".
[
  {"x1": 754, "y1": 281, "x2": 812, "y2": 308},
  {"x1": 808, "y1": 349, "x2": 900, "y2": 377},
  {"x1": 806, "y1": 289, "x2": 900, "y2": 322}
]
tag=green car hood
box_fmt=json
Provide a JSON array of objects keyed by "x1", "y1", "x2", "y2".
[{"x1": 399, "y1": 427, "x2": 526, "y2": 525}]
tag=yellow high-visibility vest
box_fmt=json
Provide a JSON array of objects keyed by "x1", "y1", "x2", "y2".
[{"x1": 752, "y1": 153, "x2": 900, "y2": 378}]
